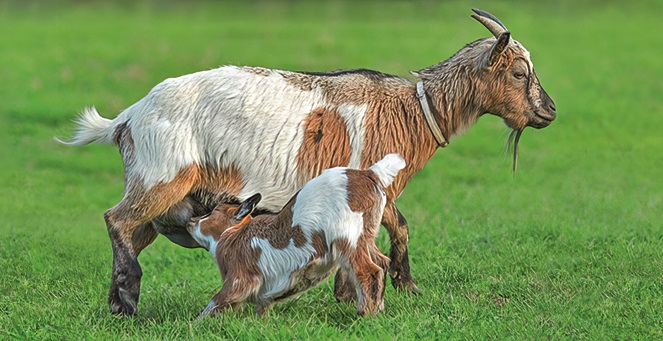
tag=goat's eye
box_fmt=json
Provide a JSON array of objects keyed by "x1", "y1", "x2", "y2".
[{"x1": 513, "y1": 71, "x2": 526, "y2": 80}]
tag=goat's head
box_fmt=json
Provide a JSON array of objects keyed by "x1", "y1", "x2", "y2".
[
  {"x1": 469, "y1": 8, "x2": 556, "y2": 131},
  {"x1": 189, "y1": 194, "x2": 262, "y2": 236},
  {"x1": 416, "y1": 9, "x2": 556, "y2": 132},
  {"x1": 470, "y1": 9, "x2": 556, "y2": 172},
  {"x1": 416, "y1": 9, "x2": 556, "y2": 171}
]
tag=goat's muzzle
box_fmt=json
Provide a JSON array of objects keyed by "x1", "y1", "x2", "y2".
[
  {"x1": 530, "y1": 88, "x2": 557, "y2": 129},
  {"x1": 530, "y1": 108, "x2": 556, "y2": 129}
]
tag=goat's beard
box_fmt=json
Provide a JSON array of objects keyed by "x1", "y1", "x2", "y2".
[{"x1": 506, "y1": 129, "x2": 523, "y2": 174}]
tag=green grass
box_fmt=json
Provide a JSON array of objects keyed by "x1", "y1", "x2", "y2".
[{"x1": 1, "y1": 0, "x2": 662, "y2": 339}]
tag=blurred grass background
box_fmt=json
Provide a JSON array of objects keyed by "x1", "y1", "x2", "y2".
[{"x1": 0, "y1": 0, "x2": 661, "y2": 339}]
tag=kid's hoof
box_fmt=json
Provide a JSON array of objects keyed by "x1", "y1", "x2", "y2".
[
  {"x1": 334, "y1": 287, "x2": 358, "y2": 303},
  {"x1": 334, "y1": 273, "x2": 358, "y2": 303}
]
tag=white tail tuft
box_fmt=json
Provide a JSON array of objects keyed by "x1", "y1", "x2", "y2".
[
  {"x1": 369, "y1": 153, "x2": 406, "y2": 188},
  {"x1": 55, "y1": 107, "x2": 116, "y2": 146}
]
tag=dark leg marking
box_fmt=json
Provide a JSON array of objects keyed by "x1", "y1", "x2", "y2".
[{"x1": 382, "y1": 203, "x2": 422, "y2": 295}]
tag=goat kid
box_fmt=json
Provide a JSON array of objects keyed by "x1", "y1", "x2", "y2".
[{"x1": 187, "y1": 154, "x2": 406, "y2": 317}]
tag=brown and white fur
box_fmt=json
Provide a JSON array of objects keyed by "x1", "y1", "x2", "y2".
[
  {"x1": 59, "y1": 9, "x2": 556, "y2": 315},
  {"x1": 187, "y1": 154, "x2": 405, "y2": 317}
]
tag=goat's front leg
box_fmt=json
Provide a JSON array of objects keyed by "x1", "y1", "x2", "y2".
[
  {"x1": 333, "y1": 267, "x2": 358, "y2": 303},
  {"x1": 199, "y1": 277, "x2": 252, "y2": 318},
  {"x1": 382, "y1": 202, "x2": 422, "y2": 294}
]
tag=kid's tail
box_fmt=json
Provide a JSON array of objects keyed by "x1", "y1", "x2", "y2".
[
  {"x1": 369, "y1": 153, "x2": 406, "y2": 188},
  {"x1": 55, "y1": 107, "x2": 116, "y2": 146}
]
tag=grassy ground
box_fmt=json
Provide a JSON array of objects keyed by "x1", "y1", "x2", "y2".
[{"x1": 1, "y1": 0, "x2": 661, "y2": 339}]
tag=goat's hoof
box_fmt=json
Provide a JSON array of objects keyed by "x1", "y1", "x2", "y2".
[
  {"x1": 334, "y1": 272, "x2": 358, "y2": 303},
  {"x1": 392, "y1": 279, "x2": 423, "y2": 295},
  {"x1": 335, "y1": 290, "x2": 357, "y2": 303},
  {"x1": 108, "y1": 279, "x2": 139, "y2": 316},
  {"x1": 198, "y1": 300, "x2": 218, "y2": 318},
  {"x1": 356, "y1": 306, "x2": 379, "y2": 317},
  {"x1": 334, "y1": 283, "x2": 358, "y2": 303},
  {"x1": 109, "y1": 298, "x2": 137, "y2": 316},
  {"x1": 109, "y1": 290, "x2": 138, "y2": 316}
]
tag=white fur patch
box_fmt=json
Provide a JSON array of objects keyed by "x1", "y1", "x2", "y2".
[
  {"x1": 292, "y1": 167, "x2": 364, "y2": 249},
  {"x1": 251, "y1": 237, "x2": 316, "y2": 298},
  {"x1": 370, "y1": 153, "x2": 406, "y2": 187},
  {"x1": 514, "y1": 39, "x2": 534, "y2": 70},
  {"x1": 336, "y1": 103, "x2": 368, "y2": 168},
  {"x1": 187, "y1": 217, "x2": 218, "y2": 261}
]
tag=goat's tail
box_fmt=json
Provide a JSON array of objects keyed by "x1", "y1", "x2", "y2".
[
  {"x1": 369, "y1": 153, "x2": 406, "y2": 188},
  {"x1": 55, "y1": 107, "x2": 117, "y2": 146}
]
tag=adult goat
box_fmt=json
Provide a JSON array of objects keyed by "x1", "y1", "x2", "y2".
[{"x1": 59, "y1": 8, "x2": 556, "y2": 315}]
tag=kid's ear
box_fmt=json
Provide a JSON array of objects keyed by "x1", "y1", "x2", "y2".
[{"x1": 234, "y1": 193, "x2": 262, "y2": 220}]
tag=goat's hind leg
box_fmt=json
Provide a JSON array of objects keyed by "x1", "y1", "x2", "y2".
[
  {"x1": 334, "y1": 243, "x2": 390, "y2": 304},
  {"x1": 106, "y1": 167, "x2": 199, "y2": 315},
  {"x1": 349, "y1": 245, "x2": 386, "y2": 316},
  {"x1": 105, "y1": 208, "x2": 156, "y2": 316}
]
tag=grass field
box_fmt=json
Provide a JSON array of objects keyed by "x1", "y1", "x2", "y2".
[{"x1": 1, "y1": 0, "x2": 662, "y2": 339}]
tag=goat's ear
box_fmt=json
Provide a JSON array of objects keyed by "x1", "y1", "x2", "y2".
[
  {"x1": 485, "y1": 32, "x2": 511, "y2": 68},
  {"x1": 235, "y1": 193, "x2": 262, "y2": 220}
]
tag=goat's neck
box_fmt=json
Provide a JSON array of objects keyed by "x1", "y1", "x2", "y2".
[{"x1": 420, "y1": 67, "x2": 483, "y2": 140}]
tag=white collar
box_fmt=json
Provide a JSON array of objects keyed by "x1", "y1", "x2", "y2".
[{"x1": 416, "y1": 81, "x2": 448, "y2": 147}]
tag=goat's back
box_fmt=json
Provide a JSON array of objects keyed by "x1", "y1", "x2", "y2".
[{"x1": 118, "y1": 66, "x2": 406, "y2": 212}]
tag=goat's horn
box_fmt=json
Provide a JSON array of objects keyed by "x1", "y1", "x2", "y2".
[{"x1": 471, "y1": 8, "x2": 508, "y2": 38}]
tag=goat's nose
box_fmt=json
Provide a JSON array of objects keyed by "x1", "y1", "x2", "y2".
[{"x1": 548, "y1": 102, "x2": 556, "y2": 112}]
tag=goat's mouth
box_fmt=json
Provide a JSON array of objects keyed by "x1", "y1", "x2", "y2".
[{"x1": 529, "y1": 110, "x2": 556, "y2": 129}]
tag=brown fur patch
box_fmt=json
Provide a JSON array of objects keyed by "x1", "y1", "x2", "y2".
[
  {"x1": 193, "y1": 163, "x2": 245, "y2": 196},
  {"x1": 107, "y1": 164, "x2": 199, "y2": 245},
  {"x1": 310, "y1": 230, "x2": 329, "y2": 259},
  {"x1": 130, "y1": 165, "x2": 200, "y2": 225},
  {"x1": 197, "y1": 204, "x2": 240, "y2": 241},
  {"x1": 359, "y1": 85, "x2": 438, "y2": 201},
  {"x1": 108, "y1": 159, "x2": 245, "y2": 246},
  {"x1": 331, "y1": 237, "x2": 353, "y2": 258},
  {"x1": 344, "y1": 169, "x2": 380, "y2": 213},
  {"x1": 251, "y1": 219, "x2": 307, "y2": 249},
  {"x1": 296, "y1": 107, "x2": 352, "y2": 180},
  {"x1": 345, "y1": 169, "x2": 385, "y2": 240},
  {"x1": 215, "y1": 233, "x2": 264, "y2": 308}
]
